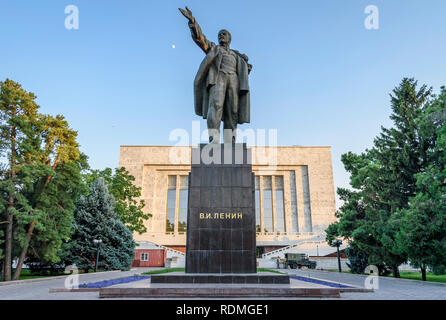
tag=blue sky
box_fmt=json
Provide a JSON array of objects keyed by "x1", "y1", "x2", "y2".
[{"x1": 1, "y1": 0, "x2": 446, "y2": 207}]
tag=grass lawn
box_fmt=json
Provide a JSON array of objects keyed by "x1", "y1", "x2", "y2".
[
  {"x1": 0, "y1": 269, "x2": 112, "y2": 282},
  {"x1": 391, "y1": 271, "x2": 446, "y2": 283},
  {"x1": 325, "y1": 269, "x2": 352, "y2": 274},
  {"x1": 325, "y1": 269, "x2": 446, "y2": 283},
  {"x1": 143, "y1": 267, "x2": 185, "y2": 275},
  {"x1": 0, "y1": 270, "x2": 64, "y2": 282},
  {"x1": 257, "y1": 268, "x2": 285, "y2": 274},
  {"x1": 143, "y1": 268, "x2": 285, "y2": 275}
]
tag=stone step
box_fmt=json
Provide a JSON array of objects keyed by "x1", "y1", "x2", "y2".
[
  {"x1": 150, "y1": 273, "x2": 290, "y2": 284},
  {"x1": 99, "y1": 287, "x2": 340, "y2": 298}
]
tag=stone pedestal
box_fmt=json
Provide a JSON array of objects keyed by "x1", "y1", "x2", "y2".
[
  {"x1": 185, "y1": 143, "x2": 256, "y2": 273},
  {"x1": 151, "y1": 273, "x2": 290, "y2": 284}
]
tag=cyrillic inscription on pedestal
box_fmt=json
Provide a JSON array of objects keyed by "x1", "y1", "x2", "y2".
[{"x1": 186, "y1": 143, "x2": 256, "y2": 273}]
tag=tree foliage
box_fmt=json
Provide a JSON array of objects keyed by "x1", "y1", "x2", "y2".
[
  {"x1": 0, "y1": 80, "x2": 146, "y2": 281},
  {"x1": 345, "y1": 245, "x2": 369, "y2": 274},
  {"x1": 83, "y1": 167, "x2": 149, "y2": 234},
  {"x1": 67, "y1": 178, "x2": 135, "y2": 272},
  {"x1": 326, "y1": 78, "x2": 441, "y2": 278},
  {"x1": 396, "y1": 86, "x2": 446, "y2": 280},
  {"x1": 0, "y1": 79, "x2": 40, "y2": 280},
  {"x1": 0, "y1": 79, "x2": 86, "y2": 280}
]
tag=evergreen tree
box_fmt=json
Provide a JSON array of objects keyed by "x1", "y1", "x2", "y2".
[
  {"x1": 0, "y1": 186, "x2": 4, "y2": 269},
  {"x1": 345, "y1": 245, "x2": 369, "y2": 274},
  {"x1": 83, "y1": 167, "x2": 149, "y2": 234},
  {"x1": 0, "y1": 79, "x2": 40, "y2": 281},
  {"x1": 396, "y1": 87, "x2": 446, "y2": 280},
  {"x1": 0, "y1": 229, "x2": 3, "y2": 273},
  {"x1": 369, "y1": 78, "x2": 432, "y2": 277},
  {"x1": 12, "y1": 116, "x2": 87, "y2": 280},
  {"x1": 326, "y1": 78, "x2": 434, "y2": 277},
  {"x1": 0, "y1": 79, "x2": 86, "y2": 280},
  {"x1": 68, "y1": 178, "x2": 135, "y2": 272}
]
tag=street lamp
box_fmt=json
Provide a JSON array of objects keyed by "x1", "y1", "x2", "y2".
[
  {"x1": 332, "y1": 239, "x2": 342, "y2": 272},
  {"x1": 93, "y1": 239, "x2": 102, "y2": 273}
]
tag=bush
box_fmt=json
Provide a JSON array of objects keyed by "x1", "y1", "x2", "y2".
[
  {"x1": 432, "y1": 265, "x2": 446, "y2": 275},
  {"x1": 345, "y1": 246, "x2": 369, "y2": 274},
  {"x1": 66, "y1": 178, "x2": 135, "y2": 272},
  {"x1": 25, "y1": 258, "x2": 66, "y2": 276}
]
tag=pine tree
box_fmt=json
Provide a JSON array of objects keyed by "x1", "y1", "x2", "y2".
[
  {"x1": 0, "y1": 79, "x2": 40, "y2": 281},
  {"x1": 326, "y1": 78, "x2": 435, "y2": 277},
  {"x1": 0, "y1": 79, "x2": 87, "y2": 281},
  {"x1": 369, "y1": 78, "x2": 433, "y2": 277},
  {"x1": 68, "y1": 178, "x2": 135, "y2": 272},
  {"x1": 345, "y1": 245, "x2": 369, "y2": 274},
  {"x1": 83, "y1": 167, "x2": 150, "y2": 234},
  {"x1": 397, "y1": 86, "x2": 446, "y2": 281},
  {"x1": 12, "y1": 115, "x2": 87, "y2": 280}
]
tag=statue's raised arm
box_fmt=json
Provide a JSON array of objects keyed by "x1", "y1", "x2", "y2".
[
  {"x1": 179, "y1": 6, "x2": 252, "y2": 143},
  {"x1": 179, "y1": 7, "x2": 213, "y2": 54}
]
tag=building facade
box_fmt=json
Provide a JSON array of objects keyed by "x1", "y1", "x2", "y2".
[{"x1": 119, "y1": 145, "x2": 337, "y2": 260}]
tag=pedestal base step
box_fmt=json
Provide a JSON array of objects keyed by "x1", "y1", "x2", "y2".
[
  {"x1": 99, "y1": 287, "x2": 340, "y2": 298},
  {"x1": 150, "y1": 273, "x2": 290, "y2": 284}
]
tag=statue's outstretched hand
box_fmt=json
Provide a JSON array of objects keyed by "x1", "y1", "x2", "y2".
[{"x1": 179, "y1": 6, "x2": 195, "y2": 23}]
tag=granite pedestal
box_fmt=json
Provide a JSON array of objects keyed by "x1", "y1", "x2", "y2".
[
  {"x1": 151, "y1": 273, "x2": 290, "y2": 284},
  {"x1": 186, "y1": 143, "x2": 256, "y2": 274},
  {"x1": 153, "y1": 143, "x2": 289, "y2": 284}
]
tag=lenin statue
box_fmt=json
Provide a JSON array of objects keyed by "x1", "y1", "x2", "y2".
[{"x1": 179, "y1": 7, "x2": 252, "y2": 143}]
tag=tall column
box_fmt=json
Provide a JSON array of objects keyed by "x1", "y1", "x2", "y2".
[
  {"x1": 295, "y1": 167, "x2": 306, "y2": 233},
  {"x1": 259, "y1": 176, "x2": 264, "y2": 233},
  {"x1": 271, "y1": 175, "x2": 276, "y2": 232},
  {"x1": 288, "y1": 170, "x2": 299, "y2": 233},
  {"x1": 301, "y1": 166, "x2": 313, "y2": 232},
  {"x1": 283, "y1": 172, "x2": 292, "y2": 233}
]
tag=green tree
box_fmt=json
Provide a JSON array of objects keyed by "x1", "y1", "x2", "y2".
[
  {"x1": 396, "y1": 87, "x2": 446, "y2": 281},
  {"x1": 369, "y1": 78, "x2": 433, "y2": 277},
  {"x1": 0, "y1": 79, "x2": 40, "y2": 281},
  {"x1": 0, "y1": 229, "x2": 3, "y2": 274},
  {"x1": 345, "y1": 245, "x2": 369, "y2": 274},
  {"x1": 0, "y1": 189, "x2": 5, "y2": 272},
  {"x1": 326, "y1": 78, "x2": 434, "y2": 277},
  {"x1": 327, "y1": 151, "x2": 401, "y2": 276},
  {"x1": 83, "y1": 167, "x2": 149, "y2": 234},
  {"x1": 0, "y1": 79, "x2": 85, "y2": 281},
  {"x1": 67, "y1": 177, "x2": 135, "y2": 272},
  {"x1": 12, "y1": 116, "x2": 87, "y2": 280}
]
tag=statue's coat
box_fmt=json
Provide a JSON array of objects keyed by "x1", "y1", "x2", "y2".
[{"x1": 193, "y1": 44, "x2": 251, "y2": 124}]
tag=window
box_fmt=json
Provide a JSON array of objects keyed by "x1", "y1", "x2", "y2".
[
  {"x1": 301, "y1": 166, "x2": 313, "y2": 232},
  {"x1": 166, "y1": 175, "x2": 189, "y2": 233},
  {"x1": 166, "y1": 176, "x2": 177, "y2": 232},
  {"x1": 263, "y1": 176, "x2": 273, "y2": 233},
  {"x1": 290, "y1": 170, "x2": 299, "y2": 232},
  {"x1": 275, "y1": 190, "x2": 285, "y2": 232},
  {"x1": 141, "y1": 253, "x2": 148, "y2": 261},
  {"x1": 178, "y1": 176, "x2": 188, "y2": 233},
  {"x1": 256, "y1": 246, "x2": 264, "y2": 258},
  {"x1": 255, "y1": 176, "x2": 261, "y2": 232},
  {"x1": 275, "y1": 176, "x2": 285, "y2": 232}
]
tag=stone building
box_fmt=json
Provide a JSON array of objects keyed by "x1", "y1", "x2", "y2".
[{"x1": 119, "y1": 145, "x2": 338, "y2": 266}]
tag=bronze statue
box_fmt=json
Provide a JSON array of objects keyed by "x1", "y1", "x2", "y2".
[{"x1": 179, "y1": 7, "x2": 252, "y2": 143}]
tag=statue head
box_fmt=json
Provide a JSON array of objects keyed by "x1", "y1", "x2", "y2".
[{"x1": 218, "y1": 29, "x2": 231, "y2": 46}]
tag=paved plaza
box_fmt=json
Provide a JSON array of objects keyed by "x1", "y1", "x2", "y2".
[
  {"x1": 0, "y1": 268, "x2": 157, "y2": 300},
  {"x1": 0, "y1": 268, "x2": 444, "y2": 300},
  {"x1": 283, "y1": 269, "x2": 446, "y2": 300}
]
